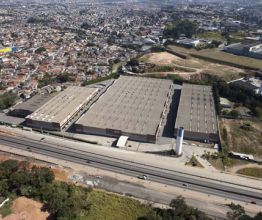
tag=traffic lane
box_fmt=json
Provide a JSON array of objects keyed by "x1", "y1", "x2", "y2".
[
  {"x1": 1, "y1": 137, "x2": 262, "y2": 204},
  {"x1": 1, "y1": 135, "x2": 262, "y2": 200},
  {"x1": 1, "y1": 134, "x2": 260, "y2": 192}
]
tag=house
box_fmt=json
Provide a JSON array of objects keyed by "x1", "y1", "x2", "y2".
[
  {"x1": 221, "y1": 21, "x2": 241, "y2": 33},
  {"x1": 229, "y1": 77, "x2": 262, "y2": 95}
]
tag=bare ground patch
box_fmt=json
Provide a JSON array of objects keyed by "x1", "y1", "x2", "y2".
[
  {"x1": 2, "y1": 197, "x2": 51, "y2": 220},
  {"x1": 221, "y1": 119, "x2": 262, "y2": 159},
  {"x1": 140, "y1": 51, "x2": 244, "y2": 81},
  {"x1": 141, "y1": 52, "x2": 182, "y2": 65}
]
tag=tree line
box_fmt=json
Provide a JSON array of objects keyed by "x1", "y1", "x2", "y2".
[
  {"x1": 163, "y1": 20, "x2": 198, "y2": 39},
  {"x1": 0, "y1": 160, "x2": 91, "y2": 219},
  {"x1": 138, "y1": 196, "x2": 262, "y2": 220},
  {"x1": 1, "y1": 159, "x2": 261, "y2": 220},
  {"x1": 213, "y1": 79, "x2": 262, "y2": 119},
  {"x1": 0, "y1": 92, "x2": 17, "y2": 110}
]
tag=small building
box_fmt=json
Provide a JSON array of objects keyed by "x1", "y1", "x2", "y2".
[
  {"x1": 220, "y1": 97, "x2": 232, "y2": 108},
  {"x1": 229, "y1": 77, "x2": 262, "y2": 95},
  {"x1": 174, "y1": 83, "x2": 219, "y2": 143},
  {"x1": 223, "y1": 43, "x2": 262, "y2": 60},
  {"x1": 175, "y1": 38, "x2": 200, "y2": 48},
  {"x1": 116, "y1": 136, "x2": 129, "y2": 148},
  {"x1": 221, "y1": 21, "x2": 241, "y2": 33},
  {"x1": 229, "y1": 151, "x2": 254, "y2": 160}
]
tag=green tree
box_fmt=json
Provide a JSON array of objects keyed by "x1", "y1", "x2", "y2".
[
  {"x1": 81, "y1": 22, "x2": 92, "y2": 29},
  {"x1": 229, "y1": 110, "x2": 240, "y2": 119},
  {"x1": 227, "y1": 203, "x2": 246, "y2": 220},
  {"x1": 9, "y1": 172, "x2": 29, "y2": 192},
  {"x1": 28, "y1": 166, "x2": 54, "y2": 193},
  {"x1": 164, "y1": 20, "x2": 198, "y2": 39},
  {"x1": 254, "y1": 212, "x2": 262, "y2": 220},
  {"x1": 35, "y1": 47, "x2": 46, "y2": 54},
  {"x1": 57, "y1": 73, "x2": 72, "y2": 83},
  {"x1": 0, "y1": 160, "x2": 19, "y2": 178},
  {"x1": 0, "y1": 181, "x2": 9, "y2": 197},
  {"x1": 213, "y1": 84, "x2": 221, "y2": 115},
  {"x1": 0, "y1": 82, "x2": 6, "y2": 90},
  {"x1": 137, "y1": 211, "x2": 163, "y2": 220},
  {"x1": 20, "y1": 185, "x2": 34, "y2": 197},
  {"x1": 0, "y1": 92, "x2": 17, "y2": 110}
]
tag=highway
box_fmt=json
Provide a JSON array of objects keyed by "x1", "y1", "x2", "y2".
[{"x1": 0, "y1": 134, "x2": 262, "y2": 205}]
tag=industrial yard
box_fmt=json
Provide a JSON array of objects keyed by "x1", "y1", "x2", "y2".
[{"x1": 3, "y1": 75, "x2": 219, "y2": 147}]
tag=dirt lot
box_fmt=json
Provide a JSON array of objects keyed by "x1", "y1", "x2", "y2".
[
  {"x1": 140, "y1": 51, "x2": 245, "y2": 81},
  {"x1": 221, "y1": 118, "x2": 262, "y2": 159},
  {"x1": 52, "y1": 167, "x2": 69, "y2": 182},
  {"x1": 168, "y1": 45, "x2": 262, "y2": 70},
  {"x1": 140, "y1": 52, "x2": 182, "y2": 65},
  {"x1": 1, "y1": 197, "x2": 51, "y2": 220}
]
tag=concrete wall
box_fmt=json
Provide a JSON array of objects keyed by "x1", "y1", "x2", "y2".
[
  {"x1": 224, "y1": 47, "x2": 243, "y2": 56},
  {"x1": 174, "y1": 128, "x2": 219, "y2": 143},
  {"x1": 75, "y1": 124, "x2": 156, "y2": 143},
  {"x1": 249, "y1": 52, "x2": 262, "y2": 60},
  {"x1": 26, "y1": 118, "x2": 61, "y2": 131}
]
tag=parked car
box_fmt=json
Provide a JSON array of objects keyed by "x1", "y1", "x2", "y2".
[{"x1": 138, "y1": 174, "x2": 148, "y2": 180}]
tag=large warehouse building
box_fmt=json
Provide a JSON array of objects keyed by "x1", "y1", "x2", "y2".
[
  {"x1": 174, "y1": 83, "x2": 219, "y2": 143},
  {"x1": 75, "y1": 76, "x2": 173, "y2": 143},
  {"x1": 10, "y1": 94, "x2": 55, "y2": 118},
  {"x1": 26, "y1": 86, "x2": 98, "y2": 131}
]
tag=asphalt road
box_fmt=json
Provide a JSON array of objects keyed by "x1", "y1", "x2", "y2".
[{"x1": 0, "y1": 134, "x2": 262, "y2": 206}]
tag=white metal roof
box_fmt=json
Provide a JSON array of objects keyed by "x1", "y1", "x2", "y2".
[{"x1": 116, "y1": 136, "x2": 129, "y2": 148}]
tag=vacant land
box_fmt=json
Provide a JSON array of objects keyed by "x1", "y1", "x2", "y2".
[
  {"x1": 0, "y1": 157, "x2": 151, "y2": 220},
  {"x1": 185, "y1": 155, "x2": 204, "y2": 168},
  {"x1": 195, "y1": 32, "x2": 225, "y2": 41},
  {"x1": 208, "y1": 158, "x2": 225, "y2": 171},
  {"x1": 221, "y1": 119, "x2": 262, "y2": 158},
  {"x1": 207, "y1": 156, "x2": 250, "y2": 171},
  {"x1": 237, "y1": 167, "x2": 262, "y2": 179},
  {"x1": 168, "y1": 45, "x2": 262, "y2": 70},
  {"x1": 52, "y1": 167, "x2": 68, "y2": 182},
  {"x1": 0, "y1": 190, "x2": 151, "y2": 220},
  {"x1": 85, "y1": 190, "x2": 151, "y2": 220},
  {"x1": 140, "y1": 51, "x2": 245, "y2": 81},
  {"x1": 141, "y1": 52, "x2": 183, "y2": 65},
  {"x1": 1, "y1": 197, "x2": 51, "y2": 220},
  {"x1": 195, "y1": 31, "x2": 246, "y2": 43}
]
